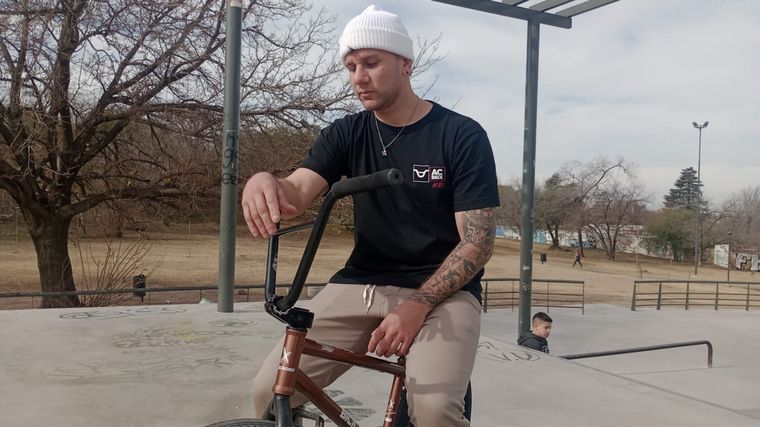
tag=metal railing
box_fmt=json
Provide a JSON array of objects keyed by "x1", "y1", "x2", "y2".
[
  {"x1": 0, "y1": 278, "x2": 585, "y2": 311},
  {"x1": 482, "y1": 278, "x2": 585, "y2": 314},
  {"x1": 0, "y1": 283, "x2": 313, "y2": 309},
  {"x1": 631, "y1": 280, "x2": 760, "y2": 311},
  {"x1": 560, "y1": 340, "x2": 713, "y2": 368}
]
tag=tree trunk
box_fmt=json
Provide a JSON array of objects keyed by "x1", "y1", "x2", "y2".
[
  {"x1": 576, "y1": 228, "x2": 585, "y2": 257},
  {"x1": 608, "y1": 236, "x2": 617, "y2": 261},
  {"x1": 549, "y1": 224, "x2": 560, "y2": 248},
  {"x1": 29, "y1": 216, "x2": 80, "y2": 308}
]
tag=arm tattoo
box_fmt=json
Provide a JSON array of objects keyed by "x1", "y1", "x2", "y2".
[{"x1": 410, "y1": 208, "x2": 496, "y2": 306}]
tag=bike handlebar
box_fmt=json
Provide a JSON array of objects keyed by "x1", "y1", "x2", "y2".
[
  {"x1": 331, "y1": 168, "x2": 403, "y2": 199},
  {"x1": 265, "y1": 168, "x2": 403, "y2": 320}
]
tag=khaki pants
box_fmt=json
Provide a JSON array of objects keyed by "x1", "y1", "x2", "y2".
[{"x1": 252, "y1": 283, "x2": 481, "y2": 427}]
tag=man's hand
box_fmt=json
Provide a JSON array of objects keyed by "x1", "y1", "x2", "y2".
[
  {"x1": 241, "y1": 172, "x2": 297, "y2": 238},
  {"x1": 368, "y1": 300, "x2": 433, "y2": 358}
]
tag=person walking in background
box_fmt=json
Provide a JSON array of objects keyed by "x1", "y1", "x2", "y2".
[
  {"x1": 573, "y1": 248, "x2": 583, "y2": 268},
  {"x1": 518, "y1": 312, "x2": 552, "y2": 354}
]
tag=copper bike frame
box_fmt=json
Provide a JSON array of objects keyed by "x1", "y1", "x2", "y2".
[
  {"x1": 265, "y1": 171, "x2": 406, "y2": 426},
  {"x1": 273, "y1": 327, "x2": 406, "y2": 427}
]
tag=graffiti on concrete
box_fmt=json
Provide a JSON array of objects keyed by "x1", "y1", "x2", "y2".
[
  {"x1": 208, "y1": 319, "x2": 255, "y2": 328},
  {"x1": 59, "y1": 306, "x2": 186, "y2": 320},
  {"x1": 112, "y1": 325, "x2": 258, "y2": 349},
  {"x1": 45, "y1": 348, "x2": 249, "y2": 383},
  {"x1": 45, "y1": 320, "x2": 267, "y2": 383},
  {"x1": 478, "y1": 340, "x2": 542, "y2": 362}
]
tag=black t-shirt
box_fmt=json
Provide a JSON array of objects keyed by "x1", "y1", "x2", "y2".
[{"x1": 302, "y1": 101, "x2": 499, "y2": 300}]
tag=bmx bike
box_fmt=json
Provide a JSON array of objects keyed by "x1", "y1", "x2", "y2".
[{"x1": 208, "y1": 168, "x2": 470, "y2": 427}]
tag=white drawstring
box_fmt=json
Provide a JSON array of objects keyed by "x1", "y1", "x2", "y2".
[{"x1": 362, "y1": 284, "x2": 376, "y2": 313}]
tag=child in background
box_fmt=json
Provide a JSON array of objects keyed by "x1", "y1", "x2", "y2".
[{"x1": 518, "y1": 312, "x2": 552, "y2": 354}]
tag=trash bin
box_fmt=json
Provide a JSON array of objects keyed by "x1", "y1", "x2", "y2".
[
  {"x1": 540, "y1": 253, "x2": 547, "y2": 264},
  {"x1": 133, "y1": 274, "x2": 147, "y2": 302}
]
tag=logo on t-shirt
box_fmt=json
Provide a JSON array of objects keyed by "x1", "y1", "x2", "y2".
[
  {"x1": 413, "y1": 164, "x2": 430, "y2": 182},
  {"x1": 412, "y1": 164, "x2": 445, "y2": 188}
]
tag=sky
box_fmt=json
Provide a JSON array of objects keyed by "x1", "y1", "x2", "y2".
[{"x1": 317, "y1": 0, "x2": 760, "y2": 208}]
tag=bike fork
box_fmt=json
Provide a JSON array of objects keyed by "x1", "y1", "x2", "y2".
[{"x1": 273, "y1": 395, "x2": 294, "y2": 427}]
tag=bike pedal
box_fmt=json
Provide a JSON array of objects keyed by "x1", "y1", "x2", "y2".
[{"x1": 293, "y1": 407, "x2": 325, "y2": 427}]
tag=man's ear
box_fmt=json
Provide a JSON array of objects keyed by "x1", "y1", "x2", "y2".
[{"x1": 402, "y1": 57, "x2": 413, "y2": 77}]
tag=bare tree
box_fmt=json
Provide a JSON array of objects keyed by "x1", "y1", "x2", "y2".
[
  {"x1": 586, "y1": 179, "x2": 647, "y2": 260},
  {"x1": 534, "y1": 173, "x2": 572, "y2": 248},
  {"x1": 712, "y1": 186, "x2": 760, "y2": 250},
  {"x1": 493, "y1": 179, "x2": 522, "y2": 236},
  {"x1": 560, "y1": 157, "x2": 629, "y2": 256},
  {"x1": 0, "y1": 0, "x2": 362, "y2": 307}
]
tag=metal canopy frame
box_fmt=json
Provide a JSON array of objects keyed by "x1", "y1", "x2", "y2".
[
  {"x1": 434, "y1": 0, "x2": 571, "y2": 28},
  {"x1": 432, "y1": 0, "x2": 619, "y2": 337},
  {"x1": 434, "y1": 0, "x2": 618, "y2": 28}
]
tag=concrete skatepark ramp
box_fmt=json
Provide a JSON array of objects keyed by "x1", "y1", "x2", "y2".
[{"x1": 1, "y1": 303, "x2": 759, "y2": 426}]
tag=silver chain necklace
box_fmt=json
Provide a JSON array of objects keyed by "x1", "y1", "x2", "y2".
[{"x1": 374, "y1": 97, "x2": 421, "y2": 157}]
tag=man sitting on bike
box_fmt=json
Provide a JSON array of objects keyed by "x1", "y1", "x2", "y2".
[{"x1": 242, "y1": 5, "x2": 499, "y2": 426}]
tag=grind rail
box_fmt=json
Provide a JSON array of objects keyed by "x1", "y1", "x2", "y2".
[{"x1": 561, "y1": 340, "x2": 713, "y2": 368}]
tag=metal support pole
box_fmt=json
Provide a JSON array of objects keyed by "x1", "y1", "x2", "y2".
[
  {"x1": 727, "y1": 230, "x2": 732, "y2": 282},
  {"x1": 428, "y1": 0, "x2": 622, "y2": 334},
  {"x1": 686, "y1": 281, "x2": 690, "y2": 310},
  {"x1": 746, "y1": 284, "x2": 750, "y2": 311},
  {"x1": 657, "y1": 282, "x2": 662, "y2": 310},
  {"x1": 630, "y1": 282, "x2": 636, "y2": 311},
  {"x1": 714, "y1": 282, "x2": 720, "y2": 310},
  {"x1": 518, "y1": 20, "x2": 540, "y2": 338},
  {"x1": 217, "y1": 0, "x2": 243, "y2": 313}
]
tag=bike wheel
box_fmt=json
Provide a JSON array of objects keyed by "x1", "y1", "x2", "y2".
[{"x1": 205, "y1": 419, "x2": 275, "y2": 427}]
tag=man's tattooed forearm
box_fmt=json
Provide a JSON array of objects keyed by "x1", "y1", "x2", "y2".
[
  {"x1": 411, "y1": 249, "x2": 476, "y2": 306},
  {"x1": 410, "y1": 208, "x2": 496, "y2": 306}
]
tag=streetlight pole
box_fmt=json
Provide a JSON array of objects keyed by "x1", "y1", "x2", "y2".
[{"x1": 692, "y1": 121, "x2": 708, "y2": 277}]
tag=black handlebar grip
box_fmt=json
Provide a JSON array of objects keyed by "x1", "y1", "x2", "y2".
[{"x1": 331, "y1": 168, "x2": 403, "y2": 199}]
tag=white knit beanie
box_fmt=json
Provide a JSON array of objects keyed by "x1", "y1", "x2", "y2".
[{"x1": 339, "y1": 5, "x2": 414, "y2": 62}]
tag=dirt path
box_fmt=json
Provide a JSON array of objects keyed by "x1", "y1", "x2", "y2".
[{"x1": 1, "y1": 229, "x2": 757, "y2": 309}]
